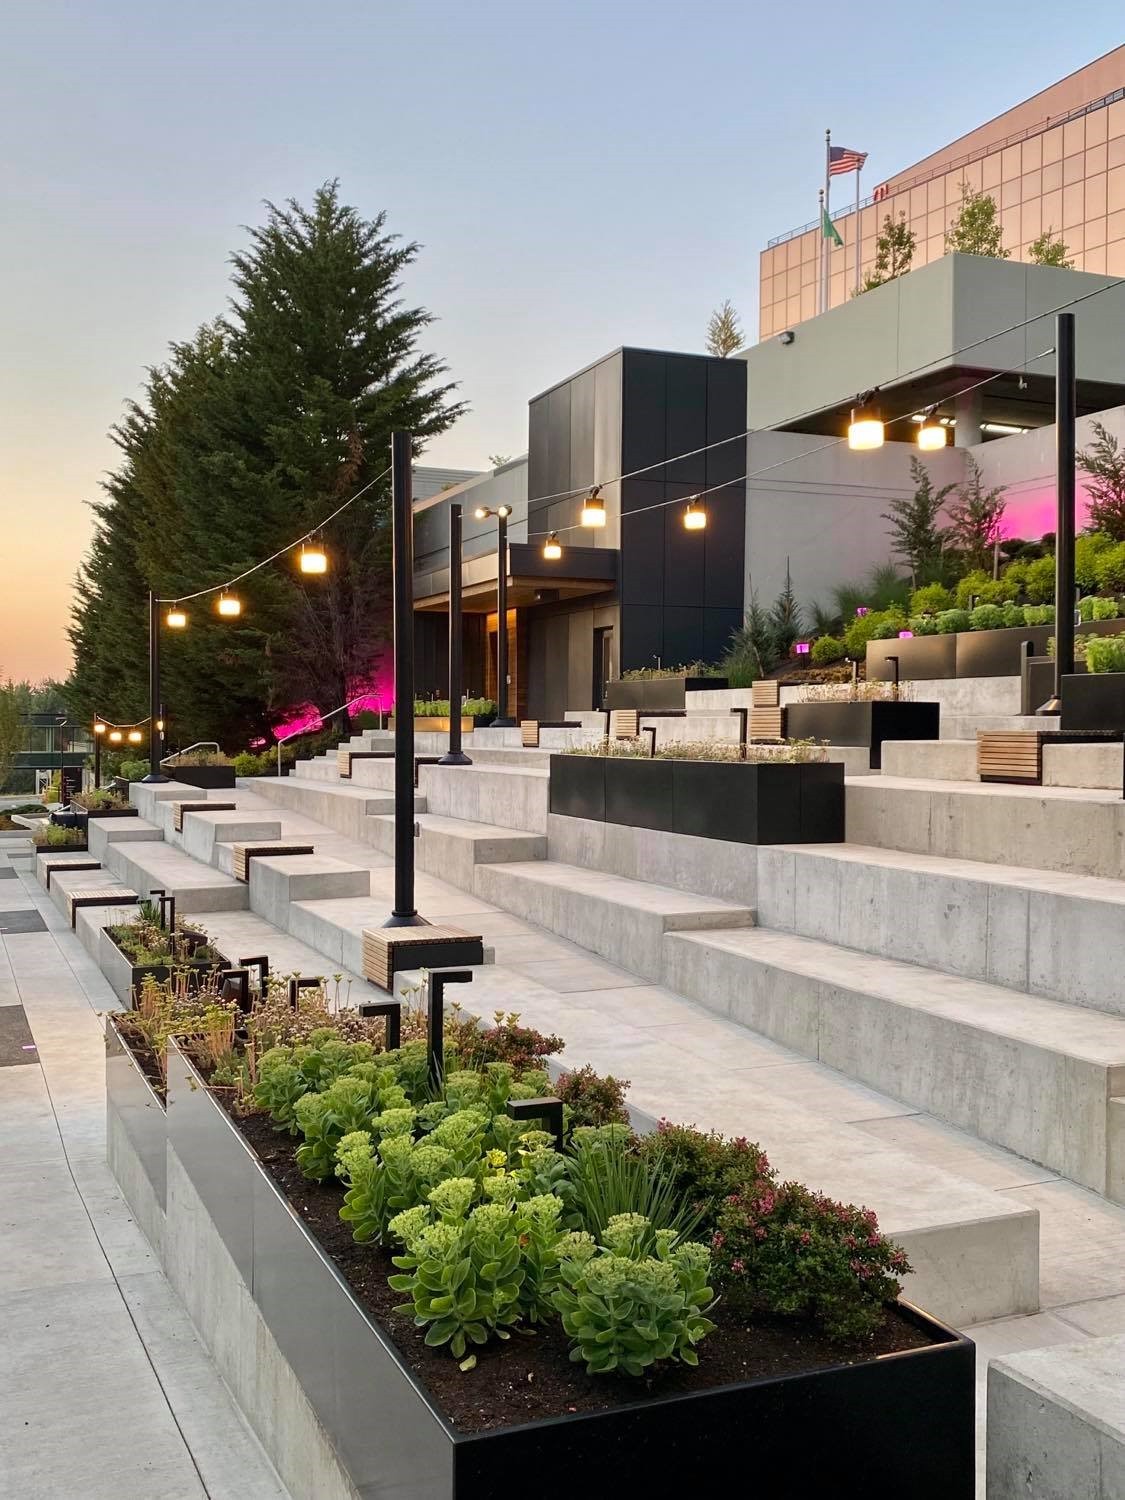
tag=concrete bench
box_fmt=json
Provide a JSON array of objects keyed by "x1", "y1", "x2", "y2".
[
  {"x1": 361, "y1": 924, "x2": 483, "y2": 991},
  {"x1": 173, "y1": 800, "x2": 236, "y2": 832},
  {"x1": 231, "y1": 842, "x2": 315, "y2": 882}
]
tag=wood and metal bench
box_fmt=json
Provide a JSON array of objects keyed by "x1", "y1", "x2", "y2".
[
  {"x1": 337, "y1": 749, "x2": 393, "y2": 779},
  {"x1": 750, "y1": 680, "x2": 784, "y2": 742},
  {"x1": 361, "y1": 923, "x2": 484, "y2": 992},
  {"x1": 67, "y1": 886, "x2": 136, "y2": 929},
  {"x1": 172, "y1": 801, "x2": 236, "y2": 832},
  {"x1": 43, "y1": 859, "x2": 100, "y2": 892},
  {"x1": 977, "y1": 728, "x2": 1125, "y2": 785},
  {"x1": 519, "y1": 720, "x2": 581, "y2": 748},
  {"x1": 230, "y1": 842, "x2": 315, "y2": 882}
]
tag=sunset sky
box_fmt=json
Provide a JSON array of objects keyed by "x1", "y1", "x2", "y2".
[{"x1": 3, "y1": 0, "x2": 1122, "y2": 682}]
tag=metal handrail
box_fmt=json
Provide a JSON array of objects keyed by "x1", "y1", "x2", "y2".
[
  {"x1": 767, "y1": 84, "x2": 1125, "y2": 248},
  {"x1": 160, "y1": 741, "x2": 220, "y2": 765},
  {"x1": 274, "y1": 694, "x2": 387, "y2": 778}
]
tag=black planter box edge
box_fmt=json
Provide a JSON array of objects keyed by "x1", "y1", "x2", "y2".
[
  {"x1": 1060, "y1": 671, "x2": 1125, "y2": 731},
  {"x1": 105, "y1": 929, "x2": 225, "y2": 1008},
  {"x1": 106, "y1": 1014, "x2": 167, "y2": 1210},
  {"x1": 162, "y1": 1041, "x2": 974, "y2": 1498},
  {"x1": 164, "y1": 765, "x2": 238, "y2": 789}
]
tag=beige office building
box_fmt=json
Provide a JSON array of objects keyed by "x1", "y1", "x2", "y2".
[{"x1": 759, "y1": 47, "x2": 1125, "y2": 339}]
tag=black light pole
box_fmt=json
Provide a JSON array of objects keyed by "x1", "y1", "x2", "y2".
[
  {"x1": 142, "y1": 591, "x2": 169, "y2": 782},
  {"x1": 93, "y1": 724, "x2": 103, "y2": 788},
  {"x1": 1039, "y1": 311, "x2": 1076, "y2": 715},
  {"x1": 475, "y1": 505, "x2": 514, "y2": 727},
  {"x1": 386, "y1": 432, "x2": 423, "y2": 927},
  {"x1": 439, "y1": 502, "x2": 471, "y2": 766}
]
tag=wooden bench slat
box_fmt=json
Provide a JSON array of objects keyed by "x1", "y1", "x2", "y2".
[{"x1": 231, "y1": 842, "x2": 315, "y2": 882}]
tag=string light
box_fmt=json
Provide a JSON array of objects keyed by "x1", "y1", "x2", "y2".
[
  {"x1": 127, "y1": 729, "x2": 144, "y2": 744},
  {"x1": 683, "y1": 501, "x2": 707, "y2": 531},
  {"x1": 542, "y1": 532, "x2": 563, "y2": 560},
  {"x1": 580, "y1": 487, "x2": 606, "y2": 528},
  {"x1": 848, "y1": 392, "x2": 884, "y2": 451},
  {"x1": 166, "y1": 607, "x2": 187, "y2": 629},
  {"x1": 916, "y1": 408, "x2": 947, "y2": 451},
  {"x1": 299, "y1": 543, "x2": 328, "y2": 574},
  {"x1": 216, "y1": 594, "x2": 242, "y2": 618},
  {"x1": 92, "y1": 722, "x2": 106, "y2": 736},
  {"x1": 108, "y1": 730, "x2": 123, "y2": 744}
]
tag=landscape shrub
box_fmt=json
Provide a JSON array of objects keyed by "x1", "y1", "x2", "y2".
[
  {"x1": 936, "y1": 608, "x2": 971, "y2": 634},
  {"x1": 954, "y1": 570, "x2": 994, "y2": 609},
  {"x1": 1023, "y1": 603, "x2": 1054, "y2": 626},
  {"x1": 1075, "y1": 532, "x2": 1113, "y2": 592},
  {"x1": 908, "y1": 582, "x2": 954, "y2": 615},
  {"x1": 1078, "y1": 595, "x2": 1121, "y2": 622},
  {"x1": 1000, "y1": 559, "x2": 1030, "y2": 599},
  {"x1": 907, "y1": 615, "x2": 940, "y2": 635},
  {"x1": 868, "y1": 611, "x2": 908, "y2": 641},
  {"x1": 1085, "y1": 635, "x2": 1125, "y2": 674},
  {"x1": 809, "y1": 635, "x2": 845, "y2": 664},
  {"x1": 1024, "y1": 554, "x2": 1057, "y2": 603},
  {"x1": 1000, "y1": 602, "x2": 1026, "y2": 627},
  {"x1": 968, "y1": 604, "x2": 1006, "y2": 631},
  {"x1": 1095, "y1": 543, "x2": 1125, "y2": 594}
]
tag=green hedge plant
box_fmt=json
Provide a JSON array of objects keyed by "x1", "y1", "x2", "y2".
[
  {"x1": 936, "y1": 608, "x2": 971, "y2": 634},
  {"x1": 1085, "y1": 635, "x2": 1125, "y2": 674},
  {"x1": 909, "y1": 582, "x2": 954, "y2": 615},
  {"x1": 809, "y1": 635, "x2": 845, "y2": 664}
]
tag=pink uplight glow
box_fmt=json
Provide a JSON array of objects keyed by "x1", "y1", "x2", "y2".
[
  {"x1": 269, "y1": 656, "x2": 395, "y2": 742},
  {"x1": 794, "y1": 641, "x2": 810, "y2": 655},
  {"x1": 855, "y1": 606, "x2": 869, "y2": 617},
  {"x1": 898, "y1": 630, "x2": 914, "y2": 639},
  {"x1": 998, "y1": 482, "x2": 1092, "y2": 542}
]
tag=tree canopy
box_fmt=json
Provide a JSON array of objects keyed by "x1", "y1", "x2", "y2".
[{"x1": 68, "y1": 183, "x2": 465, "y2": 746}]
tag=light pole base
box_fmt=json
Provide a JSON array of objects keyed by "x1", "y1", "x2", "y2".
[
  {"x1": 141, "y1": 772, "x2": 171, "y2": 784},
  {"x1": 384, "y1": 910, "x2": 427, "y2": 928},
  {"x1": 1035, "y1": 696, "x2": 1062, "y2": 715},
  {"x1": 438, "y1": 751, "x2": 473, "y2": 766}
]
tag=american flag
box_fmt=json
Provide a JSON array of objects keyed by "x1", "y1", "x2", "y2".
[{"x1": 829, "y1": 145, "x2": 868, "y2": 175}]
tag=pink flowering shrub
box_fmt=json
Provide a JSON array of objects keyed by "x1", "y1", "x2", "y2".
[{"x1": 712, "y1": 1179, "x2": 910, "y2": 1340}]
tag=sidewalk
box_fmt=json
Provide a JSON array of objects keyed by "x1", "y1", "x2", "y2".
[{"x1": 0, "y1": 843, "x2": 290, "y2": 1500}]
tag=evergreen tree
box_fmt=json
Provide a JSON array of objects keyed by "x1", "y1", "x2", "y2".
[
  {"x1": 944, "y1": 184, "x2": 1009, "y2": 259},
  {"x1": 859, "y1": 213, "x2": 916, "y2": 292},
  {"x1": 946, "y1": 455, "x2": 1006, "y2": 571},
  {"x1": 768, "y1": 562, "x2": 804, "y2": 655},
  {"x1": 69, "y1": 184, "x2": 466, "y2": 745},
  {"x1": 882, "y1": 458, "x2": 955, "y2": 584},
  {"x1": 705, "y1": 300, "x2": 744, "y2": 357},
  {"x1": 0, "y1": 679, "x2": 23, "y2": 791},
  {"x1": 1078, "y1": 422, "x2": 1125, "y2": 541},
  {"x1": 1027, "y1": 226, "x2": 1073, "y2": 268}
]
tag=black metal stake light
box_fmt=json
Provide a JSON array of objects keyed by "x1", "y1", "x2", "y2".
[
  {"x1": 386, "y1": 431, "x2": 424, "y2": 928},
  {"x1": 730, "y1": 706, "x2": 749, "y2": 760},
  {"x1": 885, "y1": 655, "x2": 900, "y2": 701},
  {"x1": 359, "y1": 1000, "x2": 402, "y2": 1051},
  {"x1": 439, "y1": 502, "x2": 471, "y2": 766},
  {"x1": 474, "y1": 504, "x2": 514, "y2": 727},
  {"x1": 92, "y1": 720, "x2": 105, "y2": 788},
  {"x1": 427, "y1": 969, "x2": 473, "y2": 1088},
  {"x1": 1039, "y1": 310, "x2": 1077, "y2": 715},
  {"x1": 142, "y1": 591, "x2": 170, "y2": 783}
]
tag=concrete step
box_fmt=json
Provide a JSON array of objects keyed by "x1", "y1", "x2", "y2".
[
  {"x1": 47, "y1": 865, "x2": 136, "y2": 924},
  {"x1": 86, "y1": 818, "x2": 164, "y2": 859},
  {"x1": 99, "y1": 837, "x2": 248, "y2": 913},
  {"x1": 416, "y1": 762, "x2": 550, "y2": 834},
  {"x1": 247, "y1": 853, "x2": 371, "y2": 929},
  {"x1": 173, "y1": 811, "x2": 284, "y2": 865},
  {"x1": 199, "y1": 909, "x2": 366, "y2": 995},
  {"x1": 366, "y1": 811, "x2": 546, "y2": 889},
  {"x1": 758, "y1": 840, "x2": 1125, "y2": 1014},
  {"x1": 240, "y1": 774, "x2": 424, "y2": 841},
  {"x1": 845, "y1": 774, "x2": 1125, "y2": 878},
  {"x1": 663, "y1": 924, "x2": 1125, "y2": 1199},
  {"x1": 474, "y1": 860, "x2": 755, "y2": 982}
]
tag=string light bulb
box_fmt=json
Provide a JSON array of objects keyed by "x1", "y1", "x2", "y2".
[
  {"x1": 299, "y1": 543, "x2": 328, "y2": 574},
  {"x1": 108, "y1": 730, "x2": 123, "y2": 744},
  {"x1": 127, "y1": 729, "x2": 143, "y2": 744},
  {"x1": 216, "y1": 594, "x2": 241, "y2": 618},
  {"x1": 917, "y1": 409, "x2": 947, "y2": 451},
  {"x1": 93, "y1": 721, "x2": 106, "y2": 736},
  {"x1": 156, "y1": 719, "x2": 164, "y2": 733},
  {"x1": 542, "y1": 532, "x2": 563, "y2": 560},
  {"x1": 847, "y1": 392, "x2": 884, "y2": 451},
  {"x1": 580, "y1": 487, "x2": 606, "y2": 528},
  {"x1": 683, "y1": 501, "x2": 707, "y2": 531},
  {"x1": 165, "y1": 607, "x2": 187, "y2": 629}
]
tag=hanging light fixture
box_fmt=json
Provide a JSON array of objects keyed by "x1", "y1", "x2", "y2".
[
  {"x1": 299, "y1": 542, "x2": 328, "y2": 574},
  {"x1": 165, "y1": 606, "x2": 188, "y2": 629},
  {"x1": 92, "y1": 721, "x2": 106, "y2": 736},
  {"x1": 580, "y1": 486, "x2": 606, "y2": 528},
  {"x1": 108, "y1": 730, "x2": 123, "y2": 744},
  {"x1": 127, "y1": 729, "x2": 144, "y2": 744},
  {"x1": 917, "y1": 407, "x2": 947, "y2": 451},
  {"x1": 542, "y1": 532, "x2": 563, "y2": 560},
  {"x1": 216, "y1": 593, "x2": 242, "y2": 618},
  {"x1": 683, "y1": 501, "x2": 707, "y2": 531},
  {"x1": 848, "y1": 391, "x2": 884, "y2": 451},
  {"x1": 156, "y1": 718, "x2": 164, "y2": 733}
]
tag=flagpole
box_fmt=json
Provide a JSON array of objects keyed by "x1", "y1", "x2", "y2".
[
  {"x1": 854, "y1": 161, "x2": 862, "y2": 297},
  {"x1": 823, "y1": 128, "x2": 832, "y2": 313},
  {"x1": 816, "y1": 189, "x2": 825, "y2": 315}
]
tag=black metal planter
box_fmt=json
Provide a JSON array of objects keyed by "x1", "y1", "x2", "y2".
[
  {"x1": 549, "y1": 756, "x2": 845, "y2": 844},
  {"x1": 1060, "y1": 671, "x2": 1125, "y2": 731},
  {"x1": 165, "y1": 765, "x2": 237, "y2": 789},
  {"x1": 783, "y1": 701, "x2": 940, "y2": 769},
  {"x1": 604, "y1": 676, "x2": 728, "y2": 713},
  {"x1": 163, "y1": 1044, "x2": 975, "y2": 1500},
  {"x1": 104, "y1": 929, "x2": 225, "y2": 1009}
]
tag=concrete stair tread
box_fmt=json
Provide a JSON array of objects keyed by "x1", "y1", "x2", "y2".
[
  {"x1": 267, "y1": 775, "x2": 400, "y2": 805},
  {"x1": 485, "y1": 858, "x2": 756, "y2": 920},
  {"x1": 370, "y1": 810, "x2": 546, "y2": 845},
  {"x1": 777, "y1": 839, "x2": 1125, "y2": 903},
  {"x1": 194, "y1": 909, "x2": 366, "y2": 988},
  {"x1": 104, "y1": 839, "x2": 244, "y2": 891},
  {"x1": 674, "y1": 925, "x2": 1125, "y2": 1066},
  {"x1": 864, "y1": 773, "x2": 1123, "y2": 805}
]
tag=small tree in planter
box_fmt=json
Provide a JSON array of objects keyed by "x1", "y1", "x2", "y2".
[{"x1": 1078, "y1": 423, "x2": 1125, "y2": 541}]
